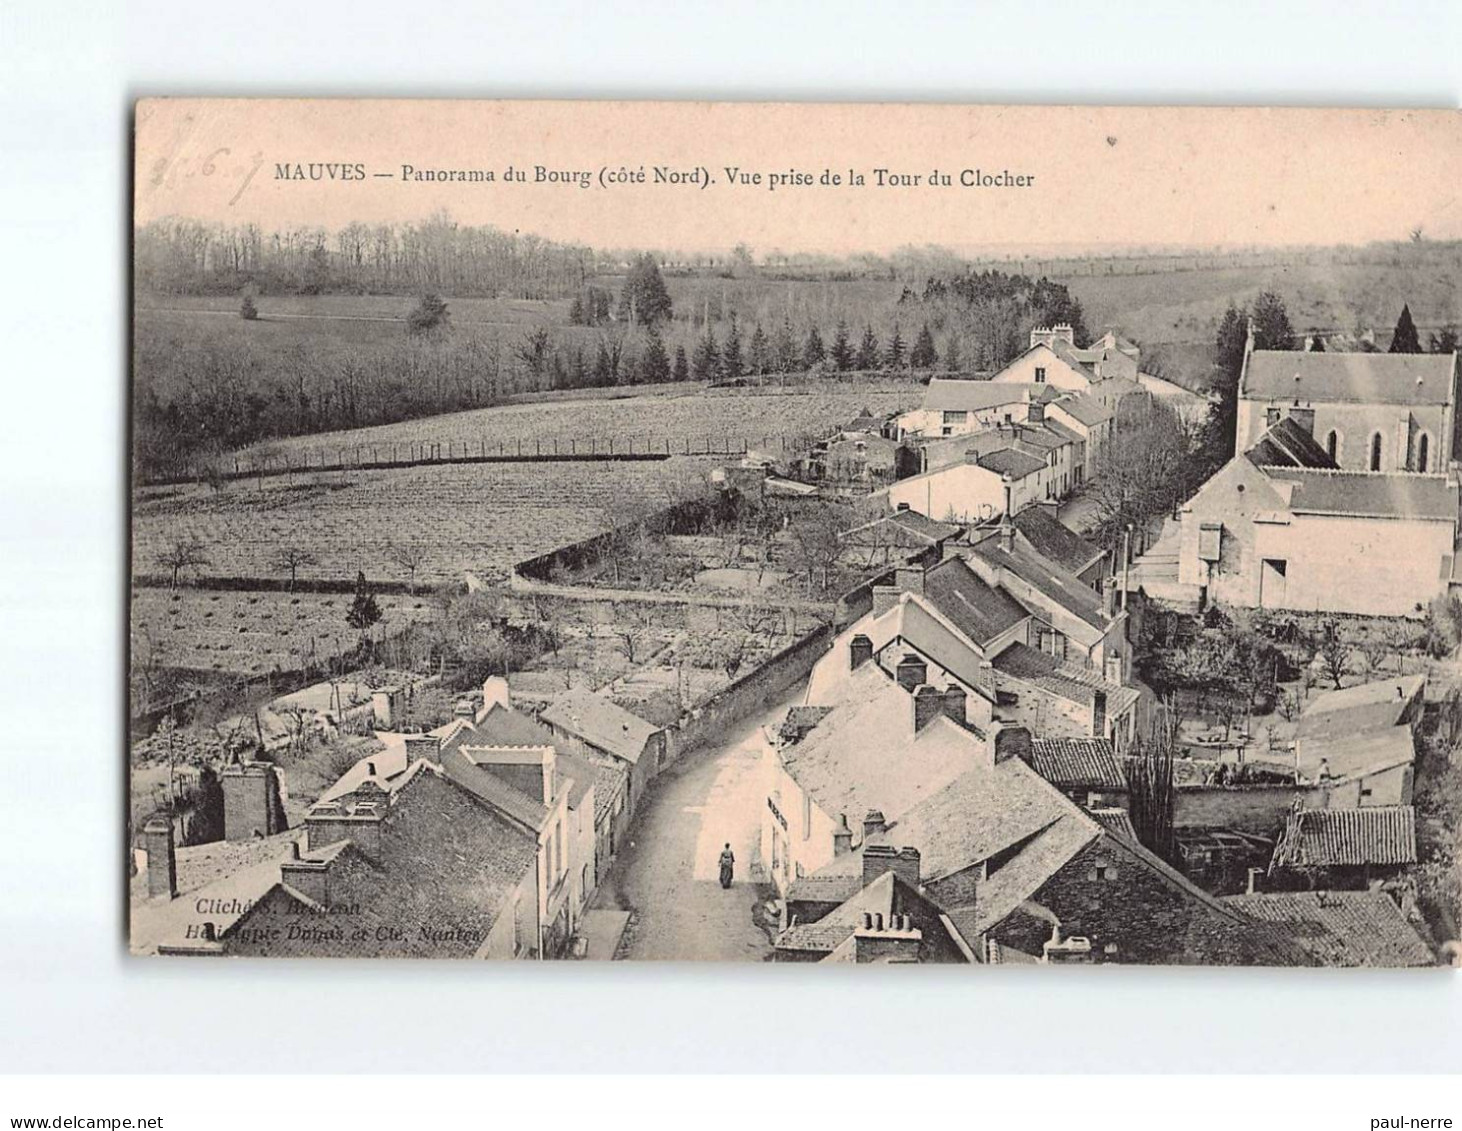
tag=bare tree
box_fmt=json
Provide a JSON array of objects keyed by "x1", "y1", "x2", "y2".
[
  {"x1": 1318, "y1": 621, "x2": 1353, "y2": 689},
  {"x1": 1126, "y1": 700, "x2": 1181, "y2": 863},
  {"x1": 155, "y1": 536, "x2": 210, "y2": 588},
  {"x1": 386, "y1": 541, "x2": 428, "y2": 594},
  {"x1": 782, "y1": 501, "x2": 849, "y2": 595},
  {"x1": 270, "y1": 545, "x2": 319, "y2": 591}
]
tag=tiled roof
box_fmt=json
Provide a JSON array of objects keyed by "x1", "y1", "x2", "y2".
[
  {"x1": 1259, "y1": 468, "x2": 1459, "y2": 522},
  {"x1": 1090, "y1": 807, "x2": 1139, "y2": 841},
  {"x1": 1011, "y1": 507, "x2": 1104, "y2": 577},
  {"x1": 1222, "y1": 890, "x2": 1435, "y2": 967},
  {"x1": 1244, "y1": 417, "x2": 1338, "y2": 470},
  {"x1": 1272, "y1": 805, "x2": 1417, "y2": 869},
  {"x1": 590, "y1": 759, "x2": 629, "y2": 824},
  {"x1": 786, "y1": 873, "x2": 865, "y2": 905},
  {"x1": 969, "y1": 537, "x2": 1110, "y2": 629},
  {"x1": 1029, "y1": 738, "x2": 1127, "y2": 790},
  {"x1": 920, "y1": 378, "x2": 1056, "y2": 414},
  {"x1": 540, "y1": 688, "x2": 659, "y2": 765},
  {"x1": 1049, "y1": 392, "x2": 1112, "y2": 427},
  {"x1": 977, "y1": 447, "x2": 1047, "y2": 479},
  {"x1": 782, "y1": 664, "x2": 993, "y2": 831},
  {"x1": 923, "y1": 557, "x2": 1031, "y2": 648},
  {"x1": 223, "y1": 765, "x2": 538, "y2": 958},
  {"x1": 1242, "y1": 350, "x2": 1456, "y2": 407}
]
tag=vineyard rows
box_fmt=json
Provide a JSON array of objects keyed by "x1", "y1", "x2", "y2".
[{"x1": 133, "y1": 458, "x2": 720, "y2": 588}]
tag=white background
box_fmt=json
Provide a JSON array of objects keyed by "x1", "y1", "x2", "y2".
[{"x1": 1, "y1": 0, "x2": 1460, "y2": 1075}]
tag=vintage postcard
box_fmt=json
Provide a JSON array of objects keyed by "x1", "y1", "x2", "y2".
[{"x1": 128, "y1": 99, "x2": 1462, "y2": 965}]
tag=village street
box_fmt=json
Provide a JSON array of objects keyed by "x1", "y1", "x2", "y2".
[{"x1": 593, "y1": 688, "x2": 805, "y2": 961}]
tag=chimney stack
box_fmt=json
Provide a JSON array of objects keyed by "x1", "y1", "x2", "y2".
[
  {"x1": 142, "y1": 815, "x2": 177, "y2": 899},
  {"x1": 893, "y1": 566, "x2": 925, "y2": 596},
  {"x1": 862, "y1": 844, "x2": 921, "y2": 889},
  {"x1": 833, "y1": 813, "x2": 853, "y2": 857},
  {"x1": 1091, "y1": 690, "x2": 1107, "y2": 739},
  {"x1": 862, "y1": 809, "x2": 887, "y2": 841},
  {"x1": 852, "y1": 913, "x2": 924, "y2": 963},
  {"x1": 993, "y1": 723, "x2": 1032, "y2": 765},
  {"x1": 913, "y1": 684, "x2": 945, "y2": 732},
  {"x1": 453, "y1": 698, "x2": 477, "y2": 719},
  {"x1": 895, "y1": 653, "x2": 928, "y2": 693},
  {"x1": 941, "y1": 684, "x2": 967, "y2": 727},
  {"x1": 1027, "y1": 400, "x2": 1045, "y2": 424},
  {"x1": 849, "y1": 634, "x2": 874, "y2": 671},
  {"x1": 480, "y1": 675, "x2": 511, "y2": 719},
  {"x1": 221, "y1": 760, "x2": 285, "y2": 841}
]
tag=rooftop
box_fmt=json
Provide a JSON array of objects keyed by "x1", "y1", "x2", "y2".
[
  {"x1": 1297, "y1": 673, "x2": 1426, "y2": 741},
  {"x1": 540, "y1": 687, "x2": 659, "y2": 765},
  {"x1": 1223, "y1": 890, "x2": 1435, "y2": 967},
  {"x1": 1272, "y1": 805, "x2": 1417, "y2": 870},
  {"x1": 774, "y1": 869, "x2": 969, "y2": 962},
  {"x1": 1258, "y1": 468, "x2": 1460, "y2": 523},
  {"x1": 990, "y1": 642, "x2": 1141, "y2": 717},
  {"x1": 1242, "y1": 349, "x2": 1457, "y2": 407},
  {"x1": 782, "y1": 664, "x2": 993, "y2": 832},
  {"x1": 976, "y1": 447, "x2": 1048, "y2": 480},
  {"x1": 968, "y1": 535, "x2": 1111, "y2": 630},
  {"x1": 1010, "y1": 506, "x2": 1105, "y2": 577},
  {"x1": 1049, "y1": 392, "x2": 1113, "y2": 427},
  {"x1": 919, "y1": 377, "x2": 1057, "y2": 414},
  {"x1": 1029, "y1": 737, "x2": 1127, "y2": 791},
  {"x1": 1244, "y1": 417, "x2": 1339, "y2": 470},
  {"x1": 223, "y1": 764, "x2": 538, "y2": 959},
  {"x1": 922, "y1": 557, "x2": 1032, "y2": 649}
]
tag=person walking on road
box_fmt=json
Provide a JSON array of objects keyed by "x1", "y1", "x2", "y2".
[{"x1": 718, "y1": 843, "x2": 735, "y2": 889}]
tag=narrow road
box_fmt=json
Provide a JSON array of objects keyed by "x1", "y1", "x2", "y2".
[{"x1": 593, "y1": 687, "x2": 803, "y2": 961}]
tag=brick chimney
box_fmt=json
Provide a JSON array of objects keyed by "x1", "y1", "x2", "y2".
[
  {"x1": 894, "y1": 566, "x2": 926, "y2": 596},
  {"x1": 281, "y1": 853, "x2": 333, "y2": 907},
  {"x1": 849, "y1": 634, "x2": 874, "y2": 670},
  {"x1": 895, "y1": 653, "x2": 928, "y2": 693},
  {"x1": 832, "y1": 813, "x2": 853, "y2": 856},
  {"x1": 852, "y1": 913, "x2": 923, "y2": 963},
  {"x1": 1091, "y1": 690, "x2": 1107, "y2": 739},
  {"x1": 862, "y1": 809, "x2": 887, "y2": 841},
  {"x1": 993, "y1": 723, "x2": 1032, "y2": 765},
  {"x1": 913, "y1": 684, "x2": 945, "y2": 732},
  {"x1": 306, "y1": 791, "x2": 386, "y2": 858},
  {"x1": 222, "y1": 760, "x2": 285, "y2": 841},
  {"x1": 942, "y1": 685, "x2": 967, "y2": 726},
  {"x1": 1102, "y1": 576, "x2": 1119, "y2": 618},
  {"x1": 142, "y1": 815, "x2": 177, "y2": 899},
  {"x1": 1027, "y1": 400, "x2": 1045, "y2": 424},
  {"x1": 863, "y1": 844, "x2": 921, "y2": 889}
]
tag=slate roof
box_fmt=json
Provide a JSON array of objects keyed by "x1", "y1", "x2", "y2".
[
  {"x1": 1244, "y1": 417, "x2": 1339, "y2": 470},
  {"x1": 223, "y1": 765, "x2": 538, "y2": 959},
  {"x1": 922, "y1": 556, "x2": 1032, "y2": 648},
  {"x1": 465, "y1": 702, "x2": 559, "y2": 748},
  {"x1": 842, "y1": 509, "x2": 963, "y2": 547},
  {"x1": 1271, "y1": 805, "x2": 1417, "y2": 869},
  {"x1": 590, "y1": 759, "x2": 630, "y2": 824},
  {"x1": 781, "y1": 663, "x2": 993, "y2": 830},
  {"x1": 1222, "y1": 890, "x2": 1435, "y2": 967},
  {"x1": 1049, "y1": 392, "x2": 1113, "y2": 427},
  {"x1": 991, "y1": 643, "x2": 1141, "y2": 718},
  {"x1": 437, "y1": 744, "x2": 553, "y2": 833},
  {"x1": 920, "y1": 378, "x2": 1057, "y2": 413},
  {"x1": 1297, "y1": 674, "x2": 1426, "y2": 741},
  {"x1": 1029, "y1": 737, "x2": 1127, "y2": 791},
  {"x1": 1011, "y1": 507, "x2": 1105, "y2": 576},
  {"x1": 977, "y1": 447, "x2": 1047, "y2": 479},
  {"x1": 970, "y1": 537, "x2": 1111, "y2": 629},
  {"x1": 786, "y1": 873, "x2": 865, "y2": 906},
  {"x1": 1260, "y1": 468, "x2": 1459, "y2": 522},
  {"x1": 871, "y1": 755, "x2": 1083, "y2": 883},
  {"x1": 540, "y1": 688, "x2": 659, "y2": 765},
  {"x1": 1242, "y1": 350, "x2": 1457, "y2": 407},
  {"x1": 774, "y1": 870, "x2": 970, "y2": 962}
]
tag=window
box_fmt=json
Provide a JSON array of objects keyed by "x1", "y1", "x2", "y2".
[
  {"x1": 942, "y1": 410, "x2": 968, "y2": 425},
  {"x1": 1417, "y1": 432, "x2": 1431, "y2": 473},
  {"x1": 1034, "y1": 366, "x2": 1047, "y2": 383},
  {"x1": 1266, "y1": 407, "x2": 1282, "y2": 426},
  {"x1": 1325, "y1": 430, "x2": 1340, "y2": 462},
  {"x1": 801, "y1": 792, "x2": 812, "y2": 840},
  {"x1": 1370, "y1": 432, "x2": 1383, "y2": 472},
  {"x1": 1095, "y1": 865, "x2": 1108, "y2": 881}
]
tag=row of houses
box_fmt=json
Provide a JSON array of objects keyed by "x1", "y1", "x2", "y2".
[{"x1": 133, "y1": 677, "x2": 670, "y2": 960}]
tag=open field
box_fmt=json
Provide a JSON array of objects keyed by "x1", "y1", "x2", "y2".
[
  {"x1": 134, "y1": 456, "x2": 728, "y2": 588},
  {"x1": 131, "y1": 588, "x2": 436, "y2": 678},
  {"x1": 230, "y1": 386, "x2": 920, "y2": 465}
]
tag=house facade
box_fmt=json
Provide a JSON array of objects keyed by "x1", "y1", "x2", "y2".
[{"x1": 1235, "y1": 348, "x2": 1459, "y2": 474}]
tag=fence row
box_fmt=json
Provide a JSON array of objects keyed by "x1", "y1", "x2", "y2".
[{"x1": 144, "y1": 433, "x2": 824, "y2": 488}]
